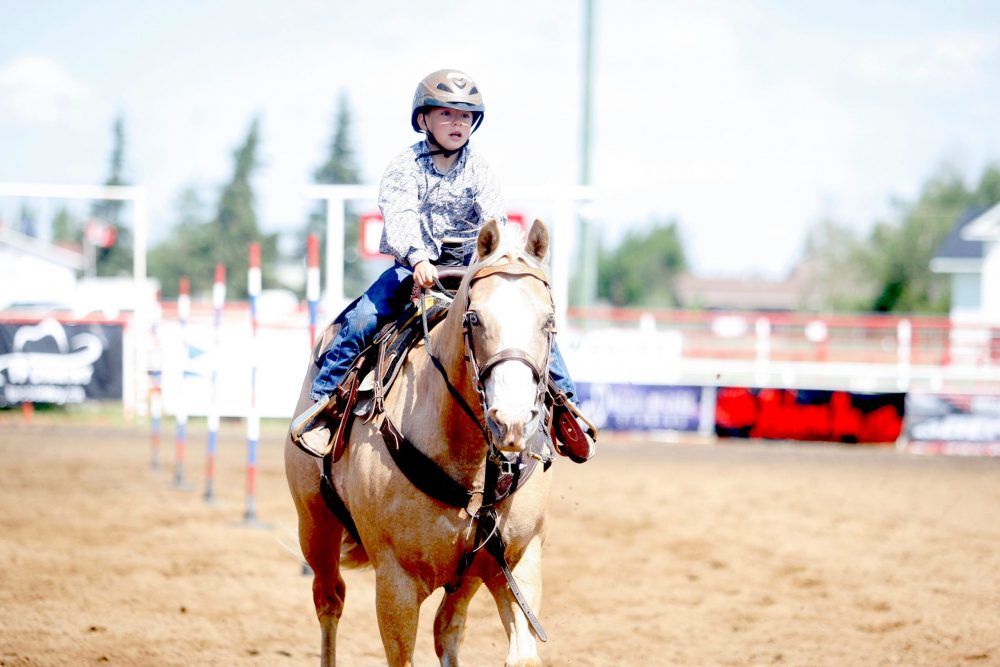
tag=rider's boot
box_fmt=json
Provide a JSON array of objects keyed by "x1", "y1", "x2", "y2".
[
  {"x1": 549, "y1": 390, "x2": 597, "y2": 464},
  {"x1": 289, "y1": 392, "x2": 344, "y2": 458}
]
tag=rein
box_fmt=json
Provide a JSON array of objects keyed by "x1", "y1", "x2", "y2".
[{"x1": 320, "y1": 259, "x2": 556, "y2": 643}]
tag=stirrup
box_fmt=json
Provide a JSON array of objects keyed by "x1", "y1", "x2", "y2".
[
  {"x1": 549, "y1": 390, "x2": 598, "y2": 464},
  {"x1": 290, "y1": 394, "x2": 338, "y2": 458}
]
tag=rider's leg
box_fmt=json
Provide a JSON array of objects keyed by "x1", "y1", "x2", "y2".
[
  {"x1": 547, "y1": 341, "x2": 576, "y2": 404},
  {"x1": 547, "y1": 340, "x2": 596, "y2": 463},
  {"x1": 311, "y1": 264, "x2": 414, "y2": 399},
  {"x1": 292, "y1": 264, "x2": 415, "y2": 456}
]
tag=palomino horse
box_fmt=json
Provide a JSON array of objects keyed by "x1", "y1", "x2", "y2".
[{"x1": 285, "y1": 219, "x2": 557, "y2": 666}]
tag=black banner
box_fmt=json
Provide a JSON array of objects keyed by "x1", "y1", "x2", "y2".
[{"x1": 0, "y1": 319, "x2": 123, "y2": 406}]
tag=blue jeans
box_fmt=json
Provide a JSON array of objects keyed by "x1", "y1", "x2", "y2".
[{"x1": 310, "y1": 262, "x2": 577, "y2": 403}]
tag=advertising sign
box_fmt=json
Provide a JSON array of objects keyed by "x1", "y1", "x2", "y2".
[
  {"x1": 575, "y1": 382, "x2": 702, "y2": 432},
  {"x1": 0, "y1": 318, "x2": 123, "y2": 405},
  {"x1": 715, "y1": 387, "x2": 905, "y2": 444},
  {"x1": 904, "y1": 393, "x2": 1000, "y2": 456}
]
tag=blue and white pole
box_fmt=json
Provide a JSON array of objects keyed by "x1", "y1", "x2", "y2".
[
  {"x1": 203, "y1": 263, "x2": 226, "y2": 503},
  {"x1": 149, "y1": 290, "x2": 163, "y2": 471}
]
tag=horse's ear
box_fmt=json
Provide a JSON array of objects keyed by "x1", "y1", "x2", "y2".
[
  {"x1": 477, "y1": 219, "x2": 501, "y2": 259},
  {"x1": 525, "y1": 219, "x2": 549, "y2": 261}
]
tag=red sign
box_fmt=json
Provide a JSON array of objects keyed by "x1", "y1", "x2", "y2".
[
  {"x1": 357, "y1": 211, "x2": 529, "y2": 260},
  {"x1": 84, "y1": 219, "x2": 117, "y2": 248},
  {"x1": 359, "y1": 212, "x2": 386, "y2": 259}
]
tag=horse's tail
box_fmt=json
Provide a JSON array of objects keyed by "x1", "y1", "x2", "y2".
[{"x1": 339, "y1": 534, "x2": 371, "y2": 569}]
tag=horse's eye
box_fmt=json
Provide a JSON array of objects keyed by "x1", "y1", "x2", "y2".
[
  {"x1": 544, "y1": 316, "x2": 557, "y2": 332},
  {"x1": 466, "y1": 311, "x2": 480, "y2": 327}
]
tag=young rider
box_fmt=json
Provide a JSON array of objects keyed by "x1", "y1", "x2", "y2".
[{"x1": 290, "y1": 69, "x2": 595, "y2": 463}]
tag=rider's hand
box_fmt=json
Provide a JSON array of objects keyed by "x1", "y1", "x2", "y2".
[{"x1": 412, "y1": 260, "x2": 438, "y2": 289}]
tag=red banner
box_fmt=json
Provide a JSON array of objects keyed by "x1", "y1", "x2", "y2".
[{"x1": 715, "y1": 387, "x2": 904, "y2": 444}]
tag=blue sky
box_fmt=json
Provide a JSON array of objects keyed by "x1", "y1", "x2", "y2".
[{"x1": 1, "y1": 0, "x2": 999, "y2": 277}]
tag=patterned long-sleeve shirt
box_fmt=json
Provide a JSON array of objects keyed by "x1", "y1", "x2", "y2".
[{"x1": 378, "y1": 141, "x2": 507, "y2": 267}]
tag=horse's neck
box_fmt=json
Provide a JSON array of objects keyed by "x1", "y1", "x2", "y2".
[{"x1": 388, "y1": 297, "x2": 489, "y2": 477}]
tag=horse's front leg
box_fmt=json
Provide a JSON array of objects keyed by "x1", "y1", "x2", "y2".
[
  {"x1": 375, "y1": 556, "x2": 429, "y2": 667},
  {"x1": 485, "y1": 534, "x2": 545, "y2": 667},
  {"x1": 433, "y1": 576, "x2": 484, "y2": 666}
]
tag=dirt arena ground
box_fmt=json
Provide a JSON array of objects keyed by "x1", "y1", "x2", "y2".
[{"x1": 1, "y1": 417, "x2": 998, "y2": 666}]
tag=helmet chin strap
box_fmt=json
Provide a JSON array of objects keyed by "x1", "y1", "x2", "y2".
[{"x1": 418, "y1": 112, "x2": 468, "y2": 159}]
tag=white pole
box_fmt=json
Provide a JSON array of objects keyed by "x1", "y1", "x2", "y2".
[
  {"x1": 132, "y1": 188, "x2": 149, "y2": 418},
  {"x1": 325, "y1": 196, "x2": 345, "y2": 316}
]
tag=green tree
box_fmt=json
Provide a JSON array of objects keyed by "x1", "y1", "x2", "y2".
[
  {"x1": 92, "y1": 114, "x2": 134, "y2": 277},
  {"x1": 597, "y1": 219, "x2": 687, "y2": 307},
  {"x1": 802, "y1": 162, "x2": 1000, "y2": 314},
  {"x1": 798, "y1": 218, "x2": 875, "y2": 312},
  {"x1": 148, "y1": 187, "x2": 214, "y2": 298},
  {"x1": 303, "y1": 91, "x2": 367, "y2": 297},
  {"x1": 865, "y1": 165, "x2": 973, "y2": 313},
  {"x1": 18, "y1": 203, "x2": 37, "y2": 237},
  {"x1": 148, "y1": 117, "x2": 277, "y2": 298},
  {"x1": 51, "y1": 207, "x2": 81, "y2": 245}
]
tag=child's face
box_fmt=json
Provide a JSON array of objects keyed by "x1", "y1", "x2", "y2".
[{"x1": 419, "y1": 107, "x2": 474, "y2": 150}]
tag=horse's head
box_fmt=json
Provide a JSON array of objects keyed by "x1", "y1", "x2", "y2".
[{"x1": 459, "y1": 219, "x2": 555, "y2": 454}]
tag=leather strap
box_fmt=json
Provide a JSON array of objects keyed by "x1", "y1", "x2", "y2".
[
  {"x1": 480, "y1": 510, "x2": 548, "y2": 642},
  {"x1": 379, "y1": 415, "x2": 474, "y2": 509},
  {"x1": 320, "y1": 451, "x2": 361, "y2": 545}
]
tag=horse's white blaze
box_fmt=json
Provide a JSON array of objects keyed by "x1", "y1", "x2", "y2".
[{"x1": 481, "y1": 279, "x2": 546, "y2": 448}]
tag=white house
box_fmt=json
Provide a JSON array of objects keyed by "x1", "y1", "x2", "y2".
[
  {"x1": 961, "y1": 201, "x2": 1000, "y2": 322},
  {"x1": 0, "y1": 226, "x2": 83, "y2": 311}
]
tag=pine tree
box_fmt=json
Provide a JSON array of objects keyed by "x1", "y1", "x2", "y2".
[
  {"x1": 148, "y1": 118, "x2": 277, "y2": 298},
  {"x1": 213, "y1": 116, "x2": 278, "y2": 297},
  {"x1": 51, "y1": 207, "x2": 80, "y2": 245},
  {"x1": 18, "y1": 203, "x2": 37, "y2": 238},
  {"x1": 305, "y1": 90, "x2": 368, "y2": 297},
  {"x1": 92, "y1": 114, "x2": 133, "y2": 276}
]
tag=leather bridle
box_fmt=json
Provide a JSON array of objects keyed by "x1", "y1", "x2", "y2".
[{"x1": 427, "y1": 261, "x2": 556, "y2": 455}]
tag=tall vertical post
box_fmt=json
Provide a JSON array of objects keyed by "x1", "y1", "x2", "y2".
[
  {"x1": 244, "y1": 244, "x2": 262, "y2": 522},
  {"x1": 307, "y1": 234, "x2": 321, "y2": 350},
  {"x1": 577, "y1": 0, "x2": 597, "y2": 308},
  {"x1": 174, "y1": 276, "x2": 191, "y2": 488},
  {"x1": 203, "y1": 263, "x2": 226, "y2": 504}
]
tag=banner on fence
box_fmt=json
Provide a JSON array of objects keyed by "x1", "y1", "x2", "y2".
[
  {"x1": 0, "y1": 318, "x2": 123, "y2": 406},
  {"x1": 904, "y1": 393, "x2": 1000, "y2": 456},
  {"x1": 575, "y1": 382, "x2": 704, "y2": 432},
  {"x1": 715, "y1": 387, "x2": 905, "y2": 443}
]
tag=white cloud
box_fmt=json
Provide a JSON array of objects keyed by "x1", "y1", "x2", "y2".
[
  {"x1": 855, "y1": 33, "x2": 1000, "y2": 87},
  {"x1": 0, "y1": 56, "x2": 92, "y2": 125}
]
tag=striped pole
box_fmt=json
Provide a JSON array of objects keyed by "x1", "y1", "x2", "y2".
[
  {"x1": 149, "y1": 290, "x2": 163, "y2": 471},
  {"x1": 203, "y1": 263, "x2": 226, "y2": 503},
  {"x1": 307, "y1": 234, "x2": 320, "y2": 349},
  {"x1": 244, "y1": 244, "x2": 262, "y2": 522},
  {"x1": 174, "y1": 276, "x2": 191, "y2": 488}
]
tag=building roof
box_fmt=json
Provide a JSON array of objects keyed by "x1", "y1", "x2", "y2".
[
  {"x1": 961, "y1": 200, "x2": 1000, "y2": 241},
  {"x1": 930, "y1": 206, "x2": 985, "y2": 274},
  {"x1": 675, "y1": 271, "x2": 805, "y2": 311}
]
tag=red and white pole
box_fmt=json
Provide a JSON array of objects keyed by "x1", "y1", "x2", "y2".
[
  {"x1": 174, "y1": 276, "x2": 191, "y2": 488},
  {"x1": 244, "y1": 244, "x2": 262, "y2": 522},
  {"x1": 204, "y1": 263, "x2": 226, "y2": 503},
  {"x1": 307, "y1": 234, "x2": 320, "y2": 350}
]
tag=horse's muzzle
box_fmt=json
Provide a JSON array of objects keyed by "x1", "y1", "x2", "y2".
[{"x1": 486, "y1": 406, "x2": 542, "y2": 452}]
